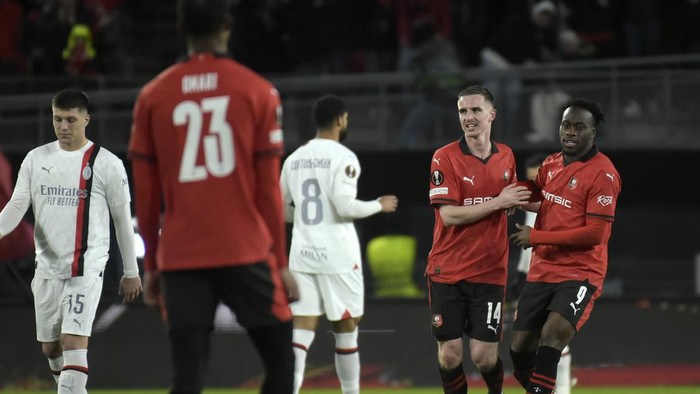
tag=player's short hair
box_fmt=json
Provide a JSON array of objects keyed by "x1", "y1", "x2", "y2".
[
  {"x1": 177, "y1": 0, "x2": 232, "y2": 38},
  {"x1": 52, "y1": 89, "x2": 89, "y2": 111},
  {"x1": 525, "y1": 153, "x2": 548, "y2": 169},
  {"x1": 313, "y1": 94, "x2": 347, "y2": 130},
  {"x1": 562, "y1": 98, "x2": 605, "y2": 126},
  {"x1": 458, "y1": 85, "x2": 496, "y2": 107}
]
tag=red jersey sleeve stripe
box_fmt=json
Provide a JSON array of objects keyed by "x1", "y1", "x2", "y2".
[
  {"x1": 586, "y1": 212, "x2": 615, "y2": 221},
  {"x1": 72, "y1": 145, "x2": 100, "y2": 277},
  {"x1": 431, "y1": 198, "x2": 458, "y2": 205}
]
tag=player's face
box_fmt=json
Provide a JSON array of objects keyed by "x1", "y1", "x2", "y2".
[
  {"x1": 559, "y1": 107, "x2": 596, "y2": 160},
  {"x1": 338, "y1": 112, "x2": 349, "y2": 141},
  {"x1": 53, "y1": 107, "x2": 89, "y2": 151},
  {"x1": 457, "y1": 94, "x2": 496, "y2": 138}
]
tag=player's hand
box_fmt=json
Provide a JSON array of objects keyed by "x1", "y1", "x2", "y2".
[
  {"x1": 378, "y1": 195, "x2": 398, "y2": 213},
  {"x1": 279, "y1": 267, "x2": 300, "y2": 303},
  {"x1": 143, "y1": 270, "x2": 161, "y2": 307},
  {"x1": 119, "y1": 275, "x2": 143, "y2": 303},
  {"x1": 509, "y1": 223, "x2": 533, "y2": 249},
  {"x1": 497, "y1": 183, "x2": 531, "y2": 209}
]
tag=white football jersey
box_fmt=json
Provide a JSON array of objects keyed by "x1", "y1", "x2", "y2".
[
  {"x1": 15, "y1": 141, "x2": 130, "y2": 279},
  {"x1": 281, "y1": 139, "x2": 374, "y2": 274}
]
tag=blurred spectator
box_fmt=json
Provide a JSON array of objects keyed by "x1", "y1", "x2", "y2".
[
  {"x1": 63, "y1": 23, "x2": 97, "y2": 76},
  {"x1": 394, "y1": 17, "x2": 464, "y2": 149},
  {"x1": 92, "y1": 0, "x2": 133, "y2": 76},
  {"x1": 26, "y1": 0, "x2": 95, "y2": 75},
  {"x1": 619, "y1": 0, "x2": 660, "y2": 57},
  {"x1": 480, "y1": 0, "x2": 559, "y2": 133},
  {"x1": 384, "y1": 0, "x2": 451, "y2": 72},
  {"x1": 0, "y1": 0, "x2": 26, "y2": 74},
  {"x1": 560, "y1": 0, "x2": 620, "y2": 58},
  {"x1": 276, "y1": 0, "x2": 336, "y2": 75},
  {"x1": 230, "y1": 0, "x2": 291, "y2": 74}
]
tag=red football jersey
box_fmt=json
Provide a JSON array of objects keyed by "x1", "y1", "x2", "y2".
[
  {"x1": 129, "y1": 53, "x2": 284, "y2": 272},
  {"x1": 427, "y1": 138, "x2": 517, "y2": 285},
  {"x1": 528, "y1": 147, "x2": 621, "y2": 289}
]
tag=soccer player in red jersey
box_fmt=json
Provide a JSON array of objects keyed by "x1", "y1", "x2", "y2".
[
  {"x1": 427, "y1": 85, "x2": 531, "y2": 394},
  {"x1": 128, "y1": 0, "x2": 298, "y2": 393},
  {"x1": 508, "y1": 98, "x2": 621, "y2": 394}
]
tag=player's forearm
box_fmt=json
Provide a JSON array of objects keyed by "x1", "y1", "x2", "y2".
[
  {"x1": 333, "y1": 194, "x2": 382, "y2": 219},
  {"x1": 530, "y1": 219, "x2": 609, "y2": 246},
  {"x1": 0, "y1": 196, "x2": 30, "y2": 237},
  {"x1": 438, "y1": 199, "x2": 503, "y2": 227},
  {"x1": 131, "y1": 159, "x2": 161, "y2": 272},
  {"x1": 110, "y1": 202, "x2": 139, "y2": 278}
]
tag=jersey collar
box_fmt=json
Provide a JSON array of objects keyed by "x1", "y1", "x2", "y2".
[
  {"x1": 458, "y1": 136, "x2": 499, "y2": 163},
  {"x1": 563, "y1": 144, "x2": 599, "y2": 166}
]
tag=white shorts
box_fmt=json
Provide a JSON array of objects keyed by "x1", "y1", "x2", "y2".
[
  {"x1": 290, "y1": 270, "x2": 364, "y2": 321},
  {"x1": 31, "y1": 276, "x2": 104, "y2": 342}
]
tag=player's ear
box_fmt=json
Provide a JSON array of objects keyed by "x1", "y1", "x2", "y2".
[
  {"x1": 489, "y1": 108, "x2": 497, "y2": 122},
  {"x1": 84, "y1": 113, "x2": 90, "y2": 126}
]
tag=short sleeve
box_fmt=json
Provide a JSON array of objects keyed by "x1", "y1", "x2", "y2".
[
  {"x1": 585, "y1": 168, "x2": 621, "y2": 221},
  {"x1": 429, "y1": 152, "x2": 459, "y2": 206}
]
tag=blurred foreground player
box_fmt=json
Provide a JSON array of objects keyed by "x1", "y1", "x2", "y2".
[{"x1": 129, "y1": 0, "x2": 298, "y2": 392}]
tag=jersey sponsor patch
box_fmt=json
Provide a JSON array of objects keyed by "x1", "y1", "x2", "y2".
[
  {"x1": 429, "y1": 187, "x2": 448, "y2": 196},
  {"x1": 345, "y1": 165, "x2": 357, "y2": 178},
  {"x1": 596, "y1": 195, "x2": 613, "y2": 206},
  {"x1": 269, "y1": 128, "x2": 283, "y2": 144},
  {"x1": 431, "y1": 170, "x2": 444, "y2": 185}
]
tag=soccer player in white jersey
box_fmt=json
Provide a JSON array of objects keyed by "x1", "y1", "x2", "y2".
[
  {"x1": 280, "y1": 95, "x2": 398, "y2": 394},
  {"x1": 511, "y1": 153, "x2": 574, "y2": 394},
  {"x1": 0, "y1": 89, "x2": 142, "y2": 394}
]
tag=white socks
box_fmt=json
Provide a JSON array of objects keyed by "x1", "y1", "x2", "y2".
[
  {"x1": 58, "y1": 349, "x2": 88, "y2": 394},
  {"x1": 48, "y1": 355, "x2": 64, "y2": 383},
  {"x1": 333, "y1": 328, "x2": 360, "y2": 394},
  {"x1": 292, "y1": 329, "x2": 316, "y2": 394},
  {"x1": 556, "y1": 345, "x2": 572, "y2": 394}
]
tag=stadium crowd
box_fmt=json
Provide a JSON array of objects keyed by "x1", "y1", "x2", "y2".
[{"x1": 1, "y1": 0, "x2": 700, "y2": 79}]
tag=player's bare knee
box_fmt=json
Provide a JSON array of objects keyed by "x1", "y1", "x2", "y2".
[
  {"x1": 41, "y1": 342, "x2": 62, "y2": 358},
  {"x1": 437, "y1": 340, "x2": 463, "y2": 368},
  {"x1": 469, "y1": 342, "x2": 498, "y2": 371},
  {"x1": 332, "y1": 316, "x2": 360, "y2": 333},
  {"x1": 60, "y1": 334, "x2": 88, "y2": 351}
]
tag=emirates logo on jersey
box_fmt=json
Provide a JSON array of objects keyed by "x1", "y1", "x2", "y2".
[
  {"x1": 568, "y1": 176, "x2": 578, "y2": 190},
  {"x1": 431, "y1": 170, "x2": 444, "y2": 186},
  {"x1": 345, "y1": 165, "x2": 357, "y2": 178},
  {"x1": 82, "y1": 165, "x2": 92, "y2": 180},
  {"x1": 432, "y1": 314, "x2": 443, "y2": 328}
]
